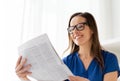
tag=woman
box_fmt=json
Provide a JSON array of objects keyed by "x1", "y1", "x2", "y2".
[
  {"x1": 63, "y1": 12, "x2": 120, "y2": 81},
  {"x1": 15, "y1": 12, "x2": 120, "y2": 81}
]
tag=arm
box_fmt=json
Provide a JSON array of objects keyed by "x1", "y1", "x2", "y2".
[
  {"x1": 103, "y1": 71, "x2": 118, "y2": 81},
  {"x1": 68, "y1": 76, "x2": 89, "y2": 81}
]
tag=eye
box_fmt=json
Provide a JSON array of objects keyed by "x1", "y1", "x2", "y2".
[{"x1": 76, "y1": 24, "x2": 84, "y2": 30}]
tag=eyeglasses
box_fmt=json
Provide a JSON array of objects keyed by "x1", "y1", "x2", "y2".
[{"x1": 67, "y1": 22, "x2": 87, "y2": 34}]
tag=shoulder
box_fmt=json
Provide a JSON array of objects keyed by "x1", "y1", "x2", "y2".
[
  {"x1": 101, "y1": 50, "x2": 118, "y2": 61},
  {"x1": 62, "y1": 52, "x2": 77, "y2": 65},
  {"x1": 101, "y1": 50, "x2": 120, "y2": 74},
  {"x1": 101, "y1": 50, "x2": 119, "y2": 67}
]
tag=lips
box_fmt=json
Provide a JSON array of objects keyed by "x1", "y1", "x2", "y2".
[{"x1": 74, "y1": 35, "x2": 83, "y2": 40}]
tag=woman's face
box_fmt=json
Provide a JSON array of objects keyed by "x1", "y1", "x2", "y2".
[{"x1": 69, "y1": 16, "x2": 93, "y2": 46}]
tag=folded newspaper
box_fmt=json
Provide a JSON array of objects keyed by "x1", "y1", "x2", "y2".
[{"x1": 18, "y1": 33, "x2": 73, "y2": 81}]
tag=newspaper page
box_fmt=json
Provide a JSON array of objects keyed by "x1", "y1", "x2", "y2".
[{"x1": 18, "y1": 34, "x2": 73, "y2": 81}]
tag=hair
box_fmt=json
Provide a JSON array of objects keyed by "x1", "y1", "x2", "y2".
[{"x1": 65, "y1": 12, "x2": 104, "y2": 69}]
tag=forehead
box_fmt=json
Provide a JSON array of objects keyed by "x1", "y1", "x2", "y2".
[{"x1": 70, "y1": 16, "x2": 86, "y2": 26}]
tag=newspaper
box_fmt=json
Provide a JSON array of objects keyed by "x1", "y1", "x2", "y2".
[{"x1": 18, "y1": 34, "x2": 73, "y2": 81}]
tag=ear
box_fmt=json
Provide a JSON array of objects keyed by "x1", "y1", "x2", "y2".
[
  {"x1": 91, "y1": 30, "x2": 94, "y2": 34},
  {"x1": 92, "y1": 31, "x2": 94, "y2": 34}
]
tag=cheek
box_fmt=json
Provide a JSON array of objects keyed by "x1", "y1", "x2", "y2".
[
  {"x1": 85, "y1": 26, "x2": 93, "y2": 36},
  {"x1": 87, "y1": 31, "x2": 93, "y2": 39}
]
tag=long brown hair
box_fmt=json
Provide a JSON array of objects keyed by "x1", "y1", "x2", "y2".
[{"x1": 65, "y1": 12, "x2": 104, "y2": 69}]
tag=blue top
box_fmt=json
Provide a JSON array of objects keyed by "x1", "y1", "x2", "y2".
[{"x1": 63, "y1": 50, "x2": 120, "y2": 81}]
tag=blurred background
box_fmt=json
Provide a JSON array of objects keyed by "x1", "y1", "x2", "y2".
[{"x1": 0, "y1": 0, "x2": 120, "y2": 81}]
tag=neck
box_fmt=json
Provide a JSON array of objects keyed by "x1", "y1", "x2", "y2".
[{"x1": 78, "y1": 41, "x2": 92, "y2": 58}]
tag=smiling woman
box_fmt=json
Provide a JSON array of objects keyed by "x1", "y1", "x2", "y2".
[{"x1": 63, "y1": 12, "x2": 120, "y2": 81}]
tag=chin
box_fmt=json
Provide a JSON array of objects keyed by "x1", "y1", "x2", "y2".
[
  {"x1": 74, "y1": 40, "x2": 84, "y2": 46},
  {"x1": 75, "y1": 42, "x2": 82, "y2": 46}
]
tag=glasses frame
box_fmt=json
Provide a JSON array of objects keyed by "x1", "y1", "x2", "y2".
[{"x1": 67, "y1": 22, "x2": 87, "y2": 34}]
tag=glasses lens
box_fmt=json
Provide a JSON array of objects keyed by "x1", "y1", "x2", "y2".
[
  {"x1": 76, "y1": 23, "x2": 84, "y2": 31},
  {"x1": 67, "y1": 26, "x2": 74, "y2": 33}
]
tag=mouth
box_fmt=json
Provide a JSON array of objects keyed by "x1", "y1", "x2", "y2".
[{"x1": 74, "y1": 35, "x2": 83, "y2": 40}]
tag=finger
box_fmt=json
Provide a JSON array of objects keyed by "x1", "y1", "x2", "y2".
[
  {"x1": 17, "y1": 71, "x2": 32, "y2": 77},
  {"x1": 17, "y1": 71, "x2": 32, "y2": 80},
  {"x1": 17, "y1": 64, "x2": 31, "y2": 74},
  {"x1": 15, "y1": 58, "x2": 27, "y2": 72},
  {"x1": 15, "y1": 56, "x2": 22, "y2": 68}
]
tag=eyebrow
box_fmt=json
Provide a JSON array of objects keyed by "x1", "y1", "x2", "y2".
[{"x1": 70, "y1": 22, "x2": 87, "y2": 27}]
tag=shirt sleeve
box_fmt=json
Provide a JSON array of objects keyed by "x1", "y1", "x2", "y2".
[{"x1": 104, "y1": 53, "x2": 120, "y2": 77}]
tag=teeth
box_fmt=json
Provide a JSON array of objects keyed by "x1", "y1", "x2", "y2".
[{"x1": 75, "y1": 36, "x2": 82, "y2": 39}]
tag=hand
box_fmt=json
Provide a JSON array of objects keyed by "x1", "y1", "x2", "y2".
[
  {"x1": 69, "y1": 76, "x2": 89, "y2": 81},
  {"x1": 15, "y1": 56, "x2": 32, "y2": 81}
]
